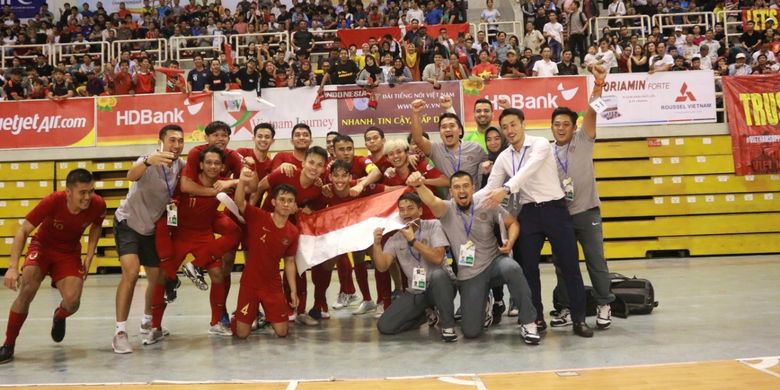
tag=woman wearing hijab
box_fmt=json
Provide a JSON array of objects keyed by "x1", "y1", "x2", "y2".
[{"x1": 356, "y1": 55, "x2": 385, "y2": 87}]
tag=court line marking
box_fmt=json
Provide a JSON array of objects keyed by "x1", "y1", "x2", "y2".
[
  {"x1": 286, "y1": 380, "x2": 298, "y2": 390},
  {"x1": 738, "y1": 356, "x2": 780, "y2": 379}
]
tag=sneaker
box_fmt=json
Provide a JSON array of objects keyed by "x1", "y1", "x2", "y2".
[
  {"x1": 454, "y1": 306, "x2": 462, "y2": 321},
  {"x1": 550, "y1": 308, "x2": 573, "y2": 327},
  {"x1": 483, "y1": 294, "x2": 494, "y2": 328},
  {"x1": 295, "y1": 314, "x2": 319, "y2": 326},
  {"x1": 0, "y1": 345, "x2": 14, "y2": 364},
  {"x1": 332, "y1": 292, "x2": 348, "y2": 309},
  {"x1": 352, "y1": 300, "x2": 377, "y2": 315},
  {"x1": 573, "y1": 321, "x2": 594, "y2": 338},
  {"x1": 288, "y1": 314, "x2": 296, "y2": 322},
  {"x1": 164, "y1": 277, "x2": 181, "y2": 303},
  {"x1": 520, "y1": 322, "x2": 541, "y2": 345},
  {"x1": 140, "y1": 322, "x2": 170, "y2": 336},
  {"x1": 220, "y1": 312, "x2": 230, "y2": 327},
  {"x1": 112, "y1": 331, "x2": 132, "y2": 354},
  {"x1": 142, "y1": 328, "x2": 165, "y2": 345},
  {"x1": 596, "y1": 304, "x2": 612, "y2": 329},
  {"x1": 252, "y1": 311, "x2": 267, "y2": 331},
  {"x1": 426, "y1": 308, "x2": 439, "y2": 327},
  {"x1": 374, "y1": 303, "x2": 385, "y2": 319},
  {"x1": 507, "y1": 304, "x2": 519, "y2": 317},
  {"x1": 183, "y1": 262, "x2": 208, "y2": 291},
  {"x1": 320, "y1": 310, "x2": 331, "y2": 320},
  {"x1": 535, "y1": 319, "x2": 548, "y2": 332},
  {"x1": 441, "y1": 327, "x2": 458, "y2": 342},
  {"x1": 308, "y1": 308, "x2": 323, "y2": 320},
  {"x1": 51, "y1": 317, "x2": 66, "y2": 343},
  {"x1": 208, "y1": 323, "x2": 233, "y2": 336},
  {"x1": 492, "y1": 300, "x2": 505, "y2": 325}
]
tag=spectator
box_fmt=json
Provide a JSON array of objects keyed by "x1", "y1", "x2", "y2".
[
  {"x1": 607, "y1": 0, "x2": 626, "y2": 26},
  {"x1": 533, "y1": 7, "x2": 548, "y2": 33},
  {"x1": 133, "y1": 57, "x2": 156, "y2": 94},
  {"x1": 233, "y1": 58, "x2": 260, "y2": 92},
  {"x1": 595, "y1": 39, "x2": 618, "y2": 73},
  {"x1": 472, "y1": 49, "x2": 498, "y2": 79},
  {"x1": 543, "y1": 12, "x2": 564, "y2": 62},
  {"x1": 421, "y1": 51, "x2": 445, "y2": 86},
  {"x1": 741, "y1": 21, "x2": 762, "y2": 53},
  {"x1": 492, "y1": 31, "x2": 512, "y2": 63},
  {"x1": 671, "y1": 56, "x2": 687, "y2": 71},
  {"x1": 401, "y1": 42, "x2": 422, "y2": 81},
  {"x1": 701, "y1": 29, "x2": 720, "y2": 68},
  {"x1": 29, "y1": 77, "x2": 49, "y2": 99},
  {"x1": 690, "y1": 57, "x2": 702, "y2": 71},
  {"x1": 568, "y1": 1, "x2": 589, "y2": 65},
  {"x1": 330, "y1": 48, "x2": 360, "y2": 85},
  {"x1": 110, "y1": 60, "x2": 134, "y2": 95},
  {"x1": 697, "y1": 45, "x2": 713, "y2": 71},
  {"x1": 204, "y1": 58, "x2": 231, "y2": 91},
  {"x1": 444, "y1": 52, "x2": 469, "y2": 80},
  {"x1": 388, "y1": 57, "x2": 413, "y2": 84},
  {"x1": 628, "y1": 44, "x2": 649, "y2": 73},
  {"x1": 187, "y1": 55, "x2": 209, "y2": 92},
  {"x1": 728, "y1": 53, "x2": 752, "y2": 75},
  {"x1": 500, "y1": 49, "x2": 526, "y2": 78},
  {"x1": 407, "y1": 1, "x2": 425, "y2": 25},
  {"x1": 293, "y1": 60, "x2": 316, "y2": 87},
  {"x1": 649, "y1": 42, "x2": 674, "y2": 73},
  {"x1": 34, "y1": 54, "x2": 54, "y2": 79},
  {"x1": 533, "y1": 47, "x2": 559, "y2": 76},
  {"x1": 524, "y1": 22, "x2": 546, "y2": 56},
  {"x1": 480, "y1": 0, "x2": 500, "y2": 41},
  {"x1": 680, "y1": 34, "x2": 699, "y2": 62},
  {"x1": 557, "y1": 50, "x2": 579, "y2": 75},
  {"x1": 292, "y1": 20, "x2": 313, "y2": 55},
  {"x1": 3, "y1": 69, "x2": 26, "y2": 100},
  {"x1": 752, "y1": 43, "x2": 776, "y2": 67},
  {"x1": 424, "y1": 1, "x2": 443, "y2": 25},
  {"x1": 357, "y1": 54, "x2": 385, "y2": 87}
]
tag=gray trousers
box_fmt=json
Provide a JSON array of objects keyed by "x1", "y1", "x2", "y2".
[
  {"x1": 459, "y1": 256, "x2": 536, "y2": 339},
  {"x1": 555, "y1": 207, "x2": 615, "y2": 307},
  {"x1": 377, "y1": 268, "x2": 456, "y2": 335}
]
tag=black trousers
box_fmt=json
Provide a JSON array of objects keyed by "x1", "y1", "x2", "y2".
[{"x1": 569, "y1": 33, "x2": 588, "y2": 63}]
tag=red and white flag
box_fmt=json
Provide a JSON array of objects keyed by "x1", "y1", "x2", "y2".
[{"x1": 295, "y1": 188, "x2": 406, "y2": 274}]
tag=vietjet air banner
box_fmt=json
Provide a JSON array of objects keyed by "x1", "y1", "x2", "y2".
[
  {"x1": 723, "y1": 74, "x2": 780, "y2": 175},
  {"x1": 595, "y1": 70, "x2": 716, "y2": 127},
  {"x1": 461, "y1": 76, "x2": 588, "y2": 130},
  {"x1": 95, "y1": 93, "x2": 213, "y2": 146},
  {"x1": 0, "y1": 98, "x2": 95, "y2": 149}
]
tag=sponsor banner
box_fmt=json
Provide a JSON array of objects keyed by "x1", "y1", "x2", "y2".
[
  {"x1": 337, "y1": 27, "x2": 402, "y2": 49},
  {"x1": 95, "y1": 93, "x2": 213, "y2": 145},
  {"x1": 595, "y1": 70, "x2": 716, "y2": 127},
  {"x1": 0, "y1": 98, "x2": 95, "y2": 149},
  {"x1": 462, "y1": 76, "x2": 588, "y2": 130},
  {"x1": 213, "y1": 88, "x2": 338, "y2": 140},
  {"x1": 7, "y1": 0, "x2": 47, "y2": 19},
  {"x1": 742, "y1": 8, "x2": 778, "y2": 31},
  {"x1": 335, "y1": 81, "x2": 462, "y2": 135},
  {"x1": 722, "y1": 74, "x2": 780, "y2": 175}
]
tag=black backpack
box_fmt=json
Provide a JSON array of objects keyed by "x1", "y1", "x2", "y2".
[{"x1": 609, "y1": 273, "x2": 659, "y2": 318}]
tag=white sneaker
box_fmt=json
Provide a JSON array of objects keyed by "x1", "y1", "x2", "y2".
[
  {"x1": 112, "y1": 331, "x2": 132, "y2": 354},
  {"x1": 295, "y1": 314, "x2": 319, "y2": 326},
  {"x1": 374, "y1": 304, "x2": 385, "y2": 319},
  {"x1": 483, "y1": 294, "x2": 494, "y2": 328},
  {"x1": 288, "y1": 314, "x2": 296, "y2": 322},
  {"x1": 352, "y1": 300, "x2": 377, "y2": 315},
  {"x1": 550, "y1": 308, "x2": 573, "y2": 327},
  {"x1": 208, "y1": 323, "x2": 233, "y2": 336},
  {"x1": 140, "y1": 322, "x2": 170, "y2": 336},
  {"x1": 142, "y1": 328, "x2": 165, "y2": 345},
  {"x1": 345, "y1": 293, "x2": 359, "y2": 307},
  {"x1": 596, "y1": 304, "x2": 612, "y2": 329},
  {"x1": 184, "y1": 262, "x2": 208, "y2": 291},
  {"x1": 520, "y1": 322, "x2": 541, "y2": 345},
  {"x1": 332, "y1": 292, "x2": 348, "y2": 309}
]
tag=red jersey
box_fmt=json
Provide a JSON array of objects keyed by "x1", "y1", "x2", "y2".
[
  {"x1": 173, "y1": 175, "x2": 224, "y2": 232},
  {"x1": 372, "y1": 154, "x2": 392, "y2": 173},
  {"x1": 25, "y1": 191, "x2": 106, "y2": 254},
  {"x1": 134, "y1": 70, "x2": 155, "y2": 93},
  {"x1": 182, "y1": 144, "x2": 245, "y2": 181},
  {"x1": 240, "y1": 205, "x2": 299, "y2": 287},
  {"x1": 381, "y1": 158, "x2": 443, "y2": 186},
  {"x1": 235, "y1": 148, "x2": 273, "y2": 179},
  {"x1": 113, "y1": 72, "x2": 133, "y2": 95},
  {"x1": 270, "y1": 151, "x2": 303, "y2": 171},
  {"x1": 323, "y1": 180, "x2": 385, "y2": 206},
  {"x1": 323, "y1": 155, "x2": 375, "y2": 183},
  {"x1": 157, "y1": 67, "x2": 186, "y2": 92},
  {"x1": 261, "y1": 170, "x2": 322, "y2": 212}
]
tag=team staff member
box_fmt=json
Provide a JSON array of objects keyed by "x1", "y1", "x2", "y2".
[
  {"x1": 549, "y1": 65, "x2": 615, "y2": 330},
  {"x1": 478, "y1": 108, "x2": 594, "y2": 338},
  {"x1": 373, "y1": 193, "x2": 458, "y2": 342},
  {"x1": 233, "y1": 172, "x2": 300, "y2": 339},
  {"x1": 112, "y1": 125, "x2": 184, "y2": 354},
  {"x1": 410, "y1": 171, "x2": 540, "y2": 343},
  {"x1": 1, "y1": 170, "x2": 106, "y2": 364}
]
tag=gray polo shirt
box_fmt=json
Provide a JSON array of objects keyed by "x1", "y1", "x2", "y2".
[
  {"x1": 553, "y1": 128, "x2": 600, "y2": 215},
  {"x1": 429, "y1": 141, "x2": 487, "y2": 190},
  {"x1": 115, "y1": 156, "x2": 183, "y2": 236},
  {"x1": 438, "y1": 196, "x2": 509, "y2": 281},
  {"x1": 383, "y1": 219, "x2": 455, "y2": 294}
]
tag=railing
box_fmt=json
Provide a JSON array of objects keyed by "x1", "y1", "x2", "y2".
[
  {"x1": 110, "y1": 39, "x2": 168, "y2": 64},
  {"x1": 652, "y1": 12, "x2": 717, "y2": 34},
  {"x1": 589, "y1": 15, "x2": 651, "y2": 44},
  {"x1": 169, "y1": 34, "x2": 230, "y2": 63},
  {"x1": 478, "y1": 21, "x2": 525, "y2": 43},
  {"x1": 1, "y1": 44, "x2": 53, "y2": 68},
  {"x1": 717, "y1": 10, "x2": 744, "y2": 48},
  {"x1": 229, "y1": 32, "x2": 289, "y2": 64},
  {"x1": 52, "y1": 41, "x2": 110, "y2": 67}
]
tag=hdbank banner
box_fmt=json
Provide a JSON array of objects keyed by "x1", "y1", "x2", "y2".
[
  {"x1": 0, "y1": 98, "x2": 95, "y2": 149},
  {"x1": 596, "y1": 70, "x2": 716, "y2": 127},
  {"x1": 335, "y1": 81, "x2": 462, "y2": 135},
  {"x1": 95, "y1": 93, "x2": 213, "y2": 145},
  {"x1": 462, "y1": 76, "x2": 588, "y2": 130},
  {"x1": 213, "y1": 88, "x2": 338, "y2": 140}
]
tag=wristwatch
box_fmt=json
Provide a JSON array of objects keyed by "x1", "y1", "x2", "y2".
[{"x1": 143, "y1": 156, "x2": 151, "y2": 167}]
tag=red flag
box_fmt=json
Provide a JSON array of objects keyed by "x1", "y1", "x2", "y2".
[{"x1": 223, "y1": 41, "x2": 233, "y2": 68}]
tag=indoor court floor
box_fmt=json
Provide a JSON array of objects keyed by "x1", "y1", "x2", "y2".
[{"x1": 0, "y1": 255, "x2": 778, "y2": 388}]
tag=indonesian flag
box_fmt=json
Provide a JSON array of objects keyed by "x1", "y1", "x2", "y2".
[{"x1": 295, "y1": 188, "x2": 407, "y2": 274}]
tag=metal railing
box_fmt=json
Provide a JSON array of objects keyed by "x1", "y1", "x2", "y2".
[
  {"x1": 652, "y1": 12, "x2": 717, "y2": 34},
  {"x1": 478, "y1": 21, "x2": 525, "y2": 43},
  {"x1": 169, "y1": 34, "x2": 231, "y2": 63},
  {"x1": 1, "y1": 44, "x2": 53, "y2": 68},
  {"x1": 229, "y1": 32, "x2": 289, "y2": 64},
  {"x1": 52, "y1": 41, "x2": 110, "y2": 67},
  {"x1": 110, "y1": 39, "x2": 168, "y2": 64},
  {"x1": 589, "y1": 15, "x2": 651, "y2": 44},
  {"x1": 717, "y1": 10, "x2": 745, "y2": 48}
]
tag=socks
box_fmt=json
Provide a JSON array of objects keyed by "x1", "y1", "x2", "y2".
[
  {"x1": 210, "y1": 281, "x2": 226, "y2": 326},
  {"x1": 4, "y1": 311, "x2": 28, "y2": 347},
  {"x1": 151, "y1": 284, "x2": 166, "y2": 329},
  {"x1": 115, "y1": 321, "x2": 127, "y2": 335},
  {"x1": 354, "y1": 260, "x2": 372, "y2": 301},
  {"x1": 53, "y1": 304, "x2": 74, "y2": 321}
]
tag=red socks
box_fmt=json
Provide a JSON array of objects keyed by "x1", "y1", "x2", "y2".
[
  {"x1": 210, "y1": 281, "x2": 226, "y2": 326},
  {"x1": 53, "y1": 304, "x2": 74, "y2": 321},
  {"x1": 4, "y1": 311, "x2": 28, "y2": 347},
  {"x1": 151, "y1": 284, "x2": 166, "y2": 329},
  {"x1": 354, "y1": 260, "x2": 372, "y2": 301}
]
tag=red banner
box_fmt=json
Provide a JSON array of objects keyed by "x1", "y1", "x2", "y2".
[
  {"x1": 95, "y1": 93, "x2": 213, "y2": 145},
  {"x1": 722, "y1": 74, "x2": 780, "y2": 175},
  {"x1": 335, "y1": 81, "x2": 462, "y2": 135},
  {"x1": 337, "y1": 27, "x2": 401, "y2": 49},
  {"x1": 742, "y1": 9, "x2": 778, "y2": 31},
  {"x1": 462, "y1": 76, "x2": 589, "y2": 130},
  {"x1": 426, "y1": 23, "x2": 471, "y2": 40},
  {"x1": 0, "y1": 98, "x2": 95, "y2": 149}
]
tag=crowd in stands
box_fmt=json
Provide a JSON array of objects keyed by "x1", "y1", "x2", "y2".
[{"x1": 1, "y1": 0, "x2": 780, "y2": 100}]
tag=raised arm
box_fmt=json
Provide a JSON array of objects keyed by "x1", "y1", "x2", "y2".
[
  {"x1": 407, "y1": 171, "x2": 447, "y2": 218},
  {"x1": 584, "y1": 64, "x2": 606, "y2": 140},
  {"x1": 371, "y1": 228, "x2": 396, "y2": 272},
  {"x1": 410, "y1": 99, "x2": 433, "y2": 156}
]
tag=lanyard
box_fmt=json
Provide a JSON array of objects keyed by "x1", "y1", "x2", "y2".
[
  {"x1": 511, "y1": 146, "x2": 529, "y2": 175},
  {"x1": 457, "y1": 203, "x2": 475, "y2": 237},
  {"x1": 159, "y1": 165, "x2": 173, "y2": 201},
  {"x1": 447, "y1": 143, "x2": 462, "y2": 173},
  {"x1": 407, "y1": 223, "x2": 423, "y2": 262},
  {"x1": 554, "y1": 143, "x2": 570, "y2": 175}
]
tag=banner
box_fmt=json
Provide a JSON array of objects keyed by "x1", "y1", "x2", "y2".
[
  {"x1": 337, "y1": 27, "x2": 402, "y2": 49},
  {"x1": 742, "y1": 9, "x2": 778, "y2": 31},
  {"x1": 7, "y1": 0, "x2": 48, "y2": 19},
  {"x1": 462, "y1": 76, "x2": 588, "y2": 130},
  {"x1": 95, "y1": 93, "x2": 213, "y2": 146},
  {"x1": 425, "y1": 23, "x2": 471, "y2": 40},
  {"x1": 335, "y1": 81, "x2": 462, "y2": 135},
  {"x1": 595, "y1": 70, "x2": 717, "y2": 126},
  {"x1": 212, "y1": 88, "x2": 338, "y2": 140},
  {"x1": 0, "y1": 98, "x2": 95, "y2": 149},
  {"x1": 722, "y1": 74, "x2": 780, "y2": 175}
]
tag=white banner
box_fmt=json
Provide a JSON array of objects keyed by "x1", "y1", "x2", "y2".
[
  {"x1": 594, "y1": 70, "x2": 717, "y2": 127},
  {"x1": 213, "y1": 87, "x2": 339, "y2": 140}
]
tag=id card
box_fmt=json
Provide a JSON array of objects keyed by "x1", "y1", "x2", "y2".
[
  {"x1": 458, "y1": 240, "x2": 475, "y2": 267},
  {"x1": 589, "y1": 97, "x2": 608, "y2": 114},
  {"x1": 166, "y1": 203, "x2": 178, "y2": 226},
  {"x1": 563, "y1": 177, "x2": 574, "y2": 201},
  {"x1": 411, "y1": 267, "x2": 427, "y2": 290}
]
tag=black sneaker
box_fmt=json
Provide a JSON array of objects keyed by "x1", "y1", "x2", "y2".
[
  {"x1": 441, "y1": 327, "x2": 458, "y2": 342},
  {"x1": 454, "y1": 306, "x2": 462, "y2": 321},
  {"x1": 0, "y1": 345, "x2": 14, "y2": 364},
  {"x1": 51, "y1": 317, "x2": 66, "y2": 343},
  {"x1": 492, "y1": 300, "x2": 505, "y2": 325},
  {"x1": 308, "y1": 308, "x2": 323, "y2": 320},
  {"x1": 482, "y1": 294, "x2": 494, "y2": 329},
  {"x1": 165, "y1": 277, "x2": 181, "y2": 303},
  {"x1": 535, "y1": 319, "x2": 548, "y2": 333},
  {"x1": 573, "y1": 321, "x2": 594, "y2": 338}
]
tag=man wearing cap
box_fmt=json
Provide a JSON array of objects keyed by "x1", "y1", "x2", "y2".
[
  {"x1": 729, "y1": 53, "x2": 753, "y2": 75},
  {"x1": 500, "y1": 49, "x2": 526, "y2": 78}
]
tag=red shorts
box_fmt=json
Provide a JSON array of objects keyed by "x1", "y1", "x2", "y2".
[
  {"x1": 23, "y1": 243, "x2": 83, "y2": 283},
  {"x1": 235, "y1": 283, "x2": 288, "y2": 325},
  {"x1": 160, "y1": 232, "x2": 224, "y2": 276}
]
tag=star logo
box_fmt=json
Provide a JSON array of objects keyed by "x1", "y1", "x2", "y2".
[{"x1": 223, "y1": 98, "x2": 258, "y2": 135}]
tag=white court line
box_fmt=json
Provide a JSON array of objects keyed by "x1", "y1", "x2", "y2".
[
  {"x1": 737, "y1": 356, "x2": 780, "y2": 379},
  {"x1": 437, "y1": 375, "x2": 488, "y2": 389},
  {"x1": 286, "y1": 380, "x2": 299, "y2": 390}
]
